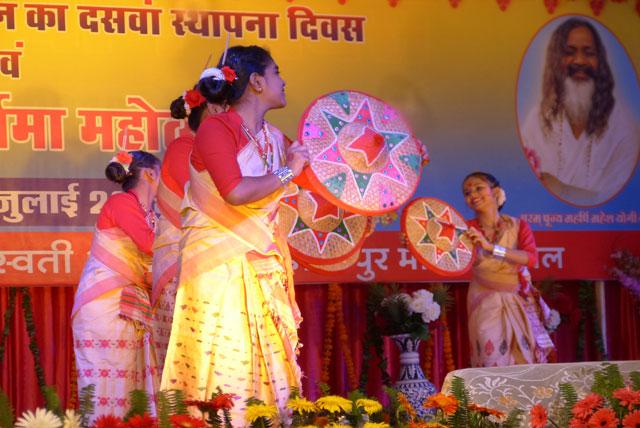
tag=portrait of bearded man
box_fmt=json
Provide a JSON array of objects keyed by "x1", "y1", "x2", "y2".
[{"x1": 521, "y1": 17, "x2": 639, "y2": 206}]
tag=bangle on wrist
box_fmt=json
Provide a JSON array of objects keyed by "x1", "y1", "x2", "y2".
[
  {"x1": 273, "y1": 166, "x2": 294, "y2": 185},
  {"x1": 492, "y1": 244, "x2": 507, "y2": 258}
]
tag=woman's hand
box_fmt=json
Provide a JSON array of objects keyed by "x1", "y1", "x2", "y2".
[
  {"x1": 464, "y1": 226, "x2": 493, "y2": 253},
  {"x1": 286, "y1": 140, "x2": 309, "y2": 177}
]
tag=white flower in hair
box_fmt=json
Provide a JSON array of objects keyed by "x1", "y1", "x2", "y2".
[
  {"x1": 496, "y1": 187, "x2": 507, "y2": 207},
  {"x1": 200, "y1": 67, "x2": 225, "y2": 80}
]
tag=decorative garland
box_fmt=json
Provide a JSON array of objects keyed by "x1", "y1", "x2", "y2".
[
  {"x1": 320, "y1": 284, "x2": 338, "y2": 384},
  {"x1": 320, "y1": 283, "x2": 358, "y2": 390},
  {"x1": 576, "y1": 281, "x2": 608, "y2": 361},
  {"x1": 334, "y1": 285, "x2": 358, "y2": 390},
  {"x1": 0, "y1": 287, "x2": 17, "y2": 364},
  {"x1": 441, "y1": 309, "x2": 455, "y2": 373},
  {"x1": 421, "y1": 327, "x2": 434, "y2": 380}
]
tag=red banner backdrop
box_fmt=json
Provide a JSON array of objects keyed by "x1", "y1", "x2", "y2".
[{"x1": 1, "y1": 230, "x2": 638, "y2": 286}]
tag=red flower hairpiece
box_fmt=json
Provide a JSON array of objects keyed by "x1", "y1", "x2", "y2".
[
  {"x1": 183, "y1": 88, "x2": 207, "y2": 109},
  {"x1": 221, "y1": 66, "x2": 237, "y2": 83},
  {"x1": 110, "y1": 150, "x2": 133, "y2": 173}
]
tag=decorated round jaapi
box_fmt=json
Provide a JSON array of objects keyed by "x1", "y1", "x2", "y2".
[
  {"x1": 298, "y1": 90, "x2": 423, "y2": 215},
  {"x1": 297, "y1": 244, "x2": 363, "y2": 275},
  {"x1": 401, "y1": 197, "x2": 474, "y2": 277},
  {"x1": 279, "y1": 184, "x2": 370, "y2": 265}
]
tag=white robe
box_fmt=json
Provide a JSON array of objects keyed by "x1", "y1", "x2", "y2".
[{"x1": 522, "y1": 102, "x2": 639, "y2": 206}]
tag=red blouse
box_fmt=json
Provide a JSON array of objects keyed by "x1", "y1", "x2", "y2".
[
  {"x1": 161, "y1": 134, "x2": 195, "y2": 198},
  {"x1": 96, "y1": 192, "x2": 155, "y2": 255},
  {"x1": 467, "y1": 218, "x2": 537, "y2": 268},
  {"x1": 191, "y1": 110, "x2": 249, "y2": 198}
]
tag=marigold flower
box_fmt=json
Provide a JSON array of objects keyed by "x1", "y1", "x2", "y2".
[
  {"x1": 287, "y1": 397, "x2": 317, "y2": 413},
  {"x1": 587, "y1": 408, "x2": 618, "y2": 428},
  {"x1": 622, "y1": 410, "x2": 640, "y2": 428},
  {"x1": 363, "y1": 423, "x2": 390, "y2": 428},
  {"x1": 169, "y1": 414, "x2": 206, "y2": 428},
  {"x1": 398, "y1": 392, "x2": 417, "y2": 421},
  {"x1": 468, "y1": 403, "x2": 505, "y2": 418},
  {"x1": 530, "y1": 404, "x2": 548, "y2": 428},
  {"x1": 356, "y1": 398, "x2": 383, "y2": 414},
  {"x1": 315, "y1": 396, "x2": 353, "y2": 413},
  {"x1": 245, "y1": 404, "x2": 278, "y2": 423},
  {"x1": 423, "y1": 393, "x2": 458, "y2": 415},
  {"x1": 572, "y1": 393, "x2": 603, "y2": 420}
]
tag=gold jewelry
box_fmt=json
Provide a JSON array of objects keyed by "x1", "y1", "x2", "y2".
[{"x1": 241, "y1": 122, "x2": 274, "y2": 172}]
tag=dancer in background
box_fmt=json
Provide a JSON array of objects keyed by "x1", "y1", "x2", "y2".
[
  {"x1": 152, "y1": 69, "x2": 227, "y2": 371},
  {"x1": 161, "y1": 45, "x2": 309, "y2": 426},
  {"x1": 462, "y1": 171, "x2": 557, "y2": 367},
  {"x1": 72, "y1": 150, "x2": 161, "y2": 420}
]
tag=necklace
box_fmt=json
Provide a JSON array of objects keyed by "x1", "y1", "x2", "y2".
[
  {"x1": 131, "y1": 191, "x2": 157, "y2": 230},
  {"x1": 241, "y1": 121, "x2": 274, "y2": 172}
]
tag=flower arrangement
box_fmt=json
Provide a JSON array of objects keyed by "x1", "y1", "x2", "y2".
[
  {"x1": 374, "y1": 285, "x2": 442, "y2": 340},
  {"x1": 611, "y1": 249, "x2": 640, "y2": 301},
  {"x1": 527, "y1": 363, "x2": 640, "y2": 428}
]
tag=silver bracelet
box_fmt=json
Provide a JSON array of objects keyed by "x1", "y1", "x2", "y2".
[
  {"x1": 492, "y1": 244, "x2": 507, "y2": 258},
  {"x1": 273, "y1": 166, "x2": 294, "y2": 185}
]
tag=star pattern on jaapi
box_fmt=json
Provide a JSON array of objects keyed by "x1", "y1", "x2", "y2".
[
  {"x1": 314, "y1": 98, "x2": 410, "y2": 200},
  {"x1": 280, "y1": 192, "x2": 356, "y2": 254},
  {"x1": 413, "y1": 202, "x2": 470, "y2": 265}
]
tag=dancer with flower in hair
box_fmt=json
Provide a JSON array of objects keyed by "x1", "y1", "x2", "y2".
[
  {"x1": 462, "y1": 171, "x2": 557, "y2": 367},
  {"x1": 72, "y1": 151, "x2": 161, "y2": 421},
  {"x1": 151, "y1": 68, "x2": 228, "y2": 371},
  {"x1": 161, "y1": 45, "x2": 309, "y2": 426}
]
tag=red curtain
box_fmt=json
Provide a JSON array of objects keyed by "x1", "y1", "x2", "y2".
[{"x1": 1, "y1": 282, "x2": 638, "y2": 417}]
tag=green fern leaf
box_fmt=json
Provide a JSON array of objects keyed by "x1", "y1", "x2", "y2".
[
  {"x1": 0, "y1": 388, "x2": 14, "y2": 428},
  {"x1": 42, "y1": 386, "x2": 63, "y2": 418},
  {"x1": 124, "y1": 389, "x2": 150, "y2": 421},
  {"x1": 557, "y1": 383, "x2": 578, "y2": 427},
  {"x1": 501, "y1": 408, "x2": 524, "y2": 428},
  {"x1": 78, "y1": 384, "x2": 96, "y2": 428},
  {"x1": 630, "y1": 371, "x2": 640, "y2": 390}
]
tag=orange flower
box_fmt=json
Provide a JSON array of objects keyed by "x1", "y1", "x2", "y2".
[
  {"x1": 468, "y1": 403, "x2": 505, "y2": 418},
  {"x1": 587, "y1": 408, "x2": 618, "y2": 428},
  {"x1": 530, "y1": 404, "x2": 548, "y2": 428},
  {"x1": 169, "y1": 415, "x2": 206, "y2": 428},
  {"x1": 572, "y1": 393, "x2": 603, "y2": 420},
  {"x1": 424, "y1": 393, "x2": 458, "y2": 415},
  {"x1": 613, "y1": 387, "x2": 640, "y2": 411},
  {"x1": 622, "y1": 410, "x2": 640, "y2": 428},
  {"x1": 398, "y1": 392, "x2": 417, "y2": 422}
]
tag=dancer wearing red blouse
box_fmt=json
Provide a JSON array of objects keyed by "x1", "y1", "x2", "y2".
[
  {"x1": 463, "y1": 171, "x2": 557, "y2": 367},
  {"x1": 72, "y1": 150, "x2": 161, "y2": 421}
]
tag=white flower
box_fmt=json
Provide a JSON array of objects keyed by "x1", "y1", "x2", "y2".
[
  {"x1": 14, "y1": 408, "x2": 62, "y2": 428},
  {"x1": 420, "y1": 301, "x2": 441, "y2": 323},
  {"x1": 409, "y1": 289, "x2": 434, "y2": 314},
  {"x1": 496, "y1": 187, "x2": 507, "y2": 207},
  {"x1": 545, "y1": 309, "x2": 561, "y2": 332},
  {"x1": 62, "y1": 409, "x2": 82, "y2": 428}
]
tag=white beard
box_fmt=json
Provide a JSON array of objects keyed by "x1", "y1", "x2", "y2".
[{"x1": 562, "y1": 77, "x2": 595, "y2": 129}]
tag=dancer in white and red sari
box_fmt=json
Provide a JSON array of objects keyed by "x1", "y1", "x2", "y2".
[
  {"x1": 161, "y1": 46, "x2": 309, "y2": 427},
  {"x1": 72, "y1": 150, "x2": 161, "y2": 420},
  {"x1": 463, "y1": 171, "x2": 556, "y2": 367},
  {"x1": 152, "y1": 73, "x2": 227, "y2": 370}
]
